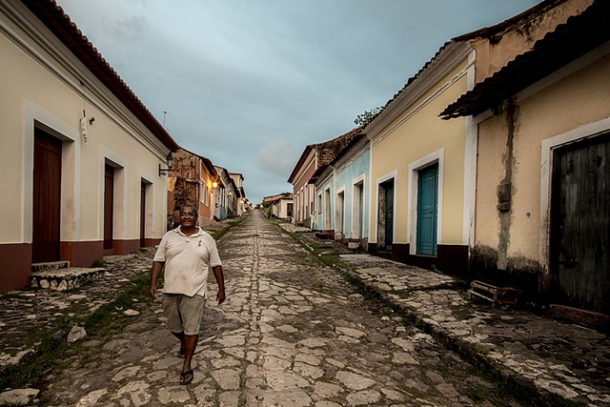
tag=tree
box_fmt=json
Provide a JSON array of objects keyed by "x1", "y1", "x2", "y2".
[{"x1": 354, "y1": 106, "x2": 383, "y2": 127}]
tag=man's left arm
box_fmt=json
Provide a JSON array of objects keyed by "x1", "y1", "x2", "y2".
[{"x1": 212, "y1": 265, "x2": 225, "y2": 304}]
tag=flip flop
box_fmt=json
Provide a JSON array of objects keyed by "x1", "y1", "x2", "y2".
[{"x1": 180, "y1": 369, "x2": 193, "y2": 385}]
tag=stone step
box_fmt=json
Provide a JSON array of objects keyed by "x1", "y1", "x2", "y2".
[
  {"x1": 31, "y1": 260, "x2": 70, "y2": 272},
  {"x1": 30, "y1": 267, "x2": 105, "y2": 291}
]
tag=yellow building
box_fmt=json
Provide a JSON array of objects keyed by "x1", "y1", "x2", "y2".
[
  {"x1": 366, "y1": 0, "x2": 590, "y2": 275},
  {"x1": 366, "y1": 41, "x2": 472, "y2": 273},
  {"x1": 0, "y1": 1, "x2": 179, "y2": 292},
  {"x1": 442, "y1": 0, "x2": 609, "y2": 315}
]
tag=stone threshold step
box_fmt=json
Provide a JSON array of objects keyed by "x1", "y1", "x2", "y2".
[
  {"x1": 31, "y1": 261, "x2": 69, "y2": 272},
  {"x1": 30, "y1": 267, "x2": 105, "y2": 291}
]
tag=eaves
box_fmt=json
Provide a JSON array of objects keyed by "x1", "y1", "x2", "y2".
[{"x1": 365, "y1": 41, "x2": 472, "y2": 141}]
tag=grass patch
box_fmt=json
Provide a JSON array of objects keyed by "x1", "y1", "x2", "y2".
[
  {"x1": 0, "y1": 270, "x2": 153, "y2": 392},
  {"x1": 211, "y1": 229, "x2": 227, "y2": 240}
]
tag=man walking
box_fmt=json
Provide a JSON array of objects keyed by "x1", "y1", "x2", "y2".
[{"x1": 149, "y1": 205, "x2": 225, "y2": 385}]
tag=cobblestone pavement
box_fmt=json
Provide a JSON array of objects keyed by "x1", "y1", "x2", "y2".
[
  {"x1": 3, "y1": 210, "x2": 530, "y2": 407},
  {"x1": 283, "y1": 228, "x2": 610, "y2": 407}
]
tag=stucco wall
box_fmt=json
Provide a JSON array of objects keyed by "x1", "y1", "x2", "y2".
[
  {"x1": 0, "y1": 6, "x2": 169, "y2": 247},
  {"x1": 369, "y1": 60, "x2": 468, "y2": 246},
  {"x1": 334, "y1": 145, "x2": 370, "y2": 240},
  {"x1": 471, "y1": 0, "x2": 594, "y2": 83},
  {"x1": 474, "y1": 50, "x2": 610, "y2": 269},
  {"x1": 314, "y1": 176, "x2": 334, "y2": 231}
]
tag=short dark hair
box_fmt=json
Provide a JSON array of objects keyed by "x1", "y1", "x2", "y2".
[{"x1": 179, "y1": 205, "x2": 198, "y2": 218}]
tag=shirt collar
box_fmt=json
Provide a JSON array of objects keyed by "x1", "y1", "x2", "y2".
[{"x1": 174, "y1": 226, "x2": 204, "y2": 237}]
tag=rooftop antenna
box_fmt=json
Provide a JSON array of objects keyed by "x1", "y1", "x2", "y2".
[{"x1": 163, "y1": 110, "x2": 168, "y2": 128}]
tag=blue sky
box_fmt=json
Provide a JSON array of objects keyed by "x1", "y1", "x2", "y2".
[{"x1": 57, "y1": 0, "x2": 538, "y2": 203}]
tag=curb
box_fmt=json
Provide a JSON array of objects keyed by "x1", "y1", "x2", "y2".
[{"x1": 337, "y1": 266, "x2": 585, "y2": 407}]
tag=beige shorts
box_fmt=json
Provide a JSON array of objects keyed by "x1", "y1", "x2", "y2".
[{"x1": 162, "y1": 294, "x2": 205, "y2": 335}]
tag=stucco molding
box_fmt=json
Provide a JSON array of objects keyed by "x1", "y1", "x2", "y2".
[
  {"x1": 335, "y1": 185, "x2": 346, "y2": 236},
  {"x1": 373, "y1": 170, "x2": 398, "y2": 245},
  {"x1": 0, "y1": 1, "x2": 170, "y2": 162},
  {"x1": 351, "y1": 173, "x2": 367, "y2": 239},
  {"x1": 367, "y1": 41, "x2": 472, "y2": 145},
  {"x1": 407, "y1": 149, "x2": 444, "y2": 255},
  {"x1": 99, "y1": 146, "x2": 128, "y2": 241},
  {"x1": 23, "y1": 100, "x2": 81, "y2": 243},
  {"x1": 539, "y1": 116, "x2": 610, "y2": 273},
  {"x1": 138, "y1": 168, "x2": 156, "y2": 239},
  {"x1": 463, "y1": 50, "x2": 477, "y2": 248}
]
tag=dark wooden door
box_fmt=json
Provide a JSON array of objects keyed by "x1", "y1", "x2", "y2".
[
  {"x1": 417, "y1": 163, "x2": 438, "y2": 256},
  {"x1": 382, "y1": 179, "x2": 394, "y2": 249},
  {"x1": 104, "y1": 165, "x2": 114, "y2": 250},
  {"x1": 33, "y1": 129, "x2": 62, "y2": 263},
  {"x1": 140, "y1": 182, "x2": 146, "y2": 247},
  {"x1": 550, "y1": 132, "x2": 610, "y2": 314}
]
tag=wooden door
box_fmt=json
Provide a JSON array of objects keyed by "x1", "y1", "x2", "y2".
[
  {"x1": 140, "y1": 181, "x2": 146, "y2": 247},
  {"x1": 384, "y1": 181, "x2": 393, "y2": 248},
  {"x1": 104, "y1": 165, "x2": 114, "y2": 250},
  {"x1": 417, "y1": 164, "x2": 438, "y2": 256},
  {"x1": 550, "y1": 133, "x2": 609, "y2": 314},
  {"x1": 33, "y1": 129, "x2": 62, "y2": 262},
  {"x1": 378, "y1": 179, "x2": 394, "y2": 250}
]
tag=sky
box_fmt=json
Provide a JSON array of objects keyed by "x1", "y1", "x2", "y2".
[{"x1": 57, "y1": 0, "x2": 538, "y2": 204}]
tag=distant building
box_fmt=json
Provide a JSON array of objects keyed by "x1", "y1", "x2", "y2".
[
  {"x1": 313, "y1": 133, "x2": 370, "y2": 250},
  {"x1": 167, "y1": 148, "x2": 219, "y2": 228},
  {"x1": 287, "y1": 127, "x2": 362, "y2": 228}
]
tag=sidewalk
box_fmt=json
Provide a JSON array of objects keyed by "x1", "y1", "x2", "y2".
[
  {"x1": 279, "y1": 223, "x2": 610, "y2": 407},
  {"x1": 0, "y1": 218, "x2": 234, "y2": 397}
]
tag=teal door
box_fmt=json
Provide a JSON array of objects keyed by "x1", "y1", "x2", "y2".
[{"x1": 417, "y1": 164, "x2": 438, "y2": 255}]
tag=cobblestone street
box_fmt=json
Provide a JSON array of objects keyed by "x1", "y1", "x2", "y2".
[{"x1": 14, "y1": 210, "x2": 523, "y2": 407}]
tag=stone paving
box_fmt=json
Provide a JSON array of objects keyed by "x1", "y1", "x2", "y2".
[
  {"x1": 1, "y1": 210, "x2": 531, "y2": 406},
  {"x1": 285, "y1": 229, "x2": 610, "y2": 407}
]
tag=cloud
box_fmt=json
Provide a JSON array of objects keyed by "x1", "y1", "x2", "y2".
[{"x1": 256, "y1": 140, "x2": 299, "y2": 178}]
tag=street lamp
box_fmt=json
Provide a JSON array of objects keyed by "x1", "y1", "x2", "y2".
[{"x1": 159, "y1": 152, "x2": 174, "y2": 176}]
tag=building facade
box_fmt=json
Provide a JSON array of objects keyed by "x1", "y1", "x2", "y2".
[
  {"x1": 442, "y1": 0, "x2": 609, "y2": 312},
  {"x1": 288, "y1": 127, "x2": 362, "y2": 227},
  {"x1": 314, "y1": 134, "x2": 370, "y2": 249},
  {"x1": 167, "y1": 148, "x2": 218, "y2": 228},
  {"x1": 0, "y1": 1, "x2": 178, "y2": 292}
]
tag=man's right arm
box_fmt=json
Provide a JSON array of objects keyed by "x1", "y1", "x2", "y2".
[{"x1": 149, "y1": 261, "x2": 164, "y2": 298}]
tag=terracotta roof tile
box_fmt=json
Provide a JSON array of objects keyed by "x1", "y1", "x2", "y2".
[{"x1": 23, "y1": 0, "x2": 179, "y2": 151}]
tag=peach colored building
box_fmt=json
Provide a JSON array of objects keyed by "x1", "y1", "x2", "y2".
[{"x1": 442, "y1": 0, "x2": 609, "y2": 313}]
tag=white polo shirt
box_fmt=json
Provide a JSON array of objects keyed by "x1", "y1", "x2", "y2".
[{"x1": 153, "y1": 226, "x2": 222, "y2": 298}]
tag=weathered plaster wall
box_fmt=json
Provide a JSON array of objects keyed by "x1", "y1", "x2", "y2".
[
  {"x1": 471, "y1": 0, "x2": 594, "y2": 83},
  {"x1": 474, "y1": 50, "x2": 610, "y2": 288}
]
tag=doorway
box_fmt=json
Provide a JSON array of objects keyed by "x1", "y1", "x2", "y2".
[
  {"x1": 550, "y1": 132, "x2": 609, "y2": 314},
  {"x1": 104, "y1": 164, "x2": 114, "y2": 250},
  {"x1": 140, "y1": 181, "x2": 147, "y2": 247},
  {"x1": 33, "y1": 128, "x2": 62, "y2": 263},
  {"x1": 416, "y1": 163, "x2": 438, "y2": 256},
  {"x1": 377, "y1": 179, "x2": 394, "y2": 250}
]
